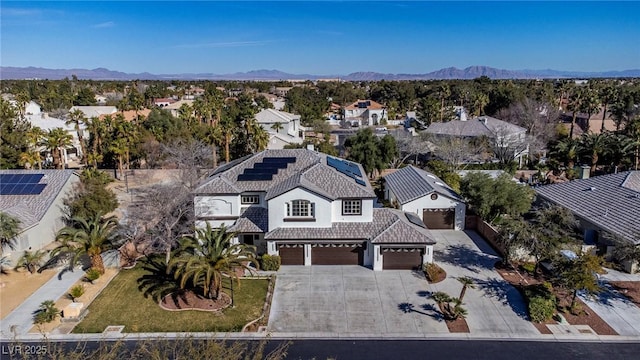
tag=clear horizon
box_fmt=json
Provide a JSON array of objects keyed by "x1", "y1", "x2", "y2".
[{"x1": 1, "y1": 1, "x2": 639, "y2": 74}]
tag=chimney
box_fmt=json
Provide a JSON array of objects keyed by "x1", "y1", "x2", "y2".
[
  {"x1": 579, "y1": 166, "x2": 590, "y2": 179},
  {"x1": 306, "y1": 144, "x2": 315, "y2": 151}
]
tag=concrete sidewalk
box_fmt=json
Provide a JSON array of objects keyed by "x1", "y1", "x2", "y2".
[{"x1": 1, "y1": 268, "x2": 84, "y2": 338}]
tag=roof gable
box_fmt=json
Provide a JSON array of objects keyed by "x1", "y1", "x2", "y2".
[{"x1": 384, "y1": 166, "x2": 463, "y2": 204}]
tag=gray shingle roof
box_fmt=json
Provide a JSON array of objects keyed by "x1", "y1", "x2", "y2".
[
  {"x1": 228, "y1": 207, "x2": 268, "y2": 233},
  {"x1": 195, "y1": 149, "x2": 376, "y2": 199},
  {"x1": 264, "y1": 208, "x2": 435, "y2": 245},
  {"x1": 535, "y1": 171, "x2": 640, "y2": 244},
  {"x1": 0, "y1": 170, "x2": 77, "y2": 231},
  {"x1": 424, "y1": 116, "x2": 526, "y2": 138},
  {"x1": 384, "y1": 166, "x2": 464, "y2": 204}
]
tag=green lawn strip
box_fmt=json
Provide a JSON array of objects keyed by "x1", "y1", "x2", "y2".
[{"x1": 72, "y1": 267, "x2": 268, "y2": 333}]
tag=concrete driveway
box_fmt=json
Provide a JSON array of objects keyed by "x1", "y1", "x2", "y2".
[
  {"x1": 268, "y1": 230, "x2": 538, "y2": 336},
  {"x1": 579, "y1": 282, "x2": 640, "y2": 336}
]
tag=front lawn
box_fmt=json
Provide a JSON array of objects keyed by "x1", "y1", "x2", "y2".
[{"x1": 73, "y1": 266, "x2": 269, "y2": 333}]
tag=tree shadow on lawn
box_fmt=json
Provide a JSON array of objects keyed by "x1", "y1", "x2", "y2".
[
  {"x1": 472, "y1": 277, "x2": 530, "y2": 320},
  {"x1": 435, "y1": 244, "x2": 497, "y2": 274}
]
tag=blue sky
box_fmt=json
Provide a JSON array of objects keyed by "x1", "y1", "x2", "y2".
[{"x1": 1, "y1": 1, "x2": 639, "y2": 74}]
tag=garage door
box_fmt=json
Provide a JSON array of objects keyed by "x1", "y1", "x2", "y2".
[
  {"x1": 278, "y1": 244, "x2": 304, "y2": 265},
  {"x1": 423, "y1": 209, "x2": 455, "y2": 229},
  {"x1": 382, "y1": 248, "x2": 422, "y2": 270},
  {"x1": 311, "y1": 244, "x2": 363, "y2": 265}
]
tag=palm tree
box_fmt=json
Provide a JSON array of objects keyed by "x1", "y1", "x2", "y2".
[
  {"x1": 553, "y1": 137, "x2": 579, "y2": 170},
  {"x1": 439, "y1": 84, "x2": 452, "y2": 122},
  {"x1": 457, "y1": 276, "x2": 476, "y2": 301},
  {"x1": 220, "y1": 117, "x2": 236, "y2": 163},
  {"x1": 271, "y1": 122, "x2": 284, "y2": 134},
  {"x1": 168, "y1": 224, "x2": 258, "y2": 300},
  {"x1": 567, "y1": 88, "x2": 584, "y2": 139},
  {"x1": 580, "y1": 87, "x2": 601, "y2": 133},
  {"x1": 599, "y1": 85, "x2": 618, "y2": 132},
  {"x1": 109, "y1": 138, "x2": 127, "y2": 180},
  {"x1": 24, "y1": 126, "x2": 45, "y2": 169},
  {"x1": 431, "y1": 291, "x2": 466, "y2": 320},
  {"x1": 579, "y1": 132, "x2": 608, "y2": 173},
  {"x1": 606, "y1": 134, "x2": 637, "y2": 171},
  {"x1": 51, "y1": 213, "x2": 120, "y2": 274},
  {"x1": 15, "y1": 250, "x2": 47, "y2": 274},
  {"x1": 19, "y1": 151, "x2": 40, "y2": 170},
  {"x1": 66, "y1": 109, "x2": 87, "y2": 164},
  {"x1": 136, "y1": 256, "x2": 182, "y2": 302},
  {"x1": 252, "y1": 124, "x2": 270, "y2": 152},
  {"x1": 0, "y1": 212, "x2": 21, "y2": 255},
  {"x1": 40, "y1": 128, "x2": 73, "y2": 169},
  {"x1": 472, "y1": 92, "x2": 489, "y2": 117},
  {"x1": 33, "y1": 300, "x2": 60, "y2": 324}
]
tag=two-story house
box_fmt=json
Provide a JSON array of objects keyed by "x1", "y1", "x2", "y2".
[
  {"x1": 255, "y1": 109, "x2": 304, "y2": 149},
  {"x1": 343, "y1": 100, "x2": 387, "y2": 127},
  {"x1": 193, "y1": 149, "x2": 436, "y2": 270}
]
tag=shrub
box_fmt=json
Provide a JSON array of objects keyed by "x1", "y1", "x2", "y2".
[
  {"x1": 424, "y1": 263, "x2": 446, "y2": 283},
  {"x1": 85, "y1": 268, "x2": 101, "y2": 283},
  {"x1": 260, "y1": 254, "x2": 281, "y2": 271},
  {"x1": 33, "y1": 300, "x2": 60, "y2": 324},
  {"x1": 520, "y1": 262, "x2": 536, "y2": 275},
  {"x1": 524, "y1": 284, "x2": 556, "y2": 322},
  {"x1": 69, "y1": 284, "x2": 85, "y2": 302}
]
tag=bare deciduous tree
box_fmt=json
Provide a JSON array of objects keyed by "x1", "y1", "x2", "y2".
[{"x1": 427, "y1": 134, "x2": 486, "y2": 172}]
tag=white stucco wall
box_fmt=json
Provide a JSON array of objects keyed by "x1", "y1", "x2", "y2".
[
  {"x1": 393, "y1": 190, "x2": 466, "y2": 230},
  {"x1": 331, "y1": 199, "x2": 374, "y2": 222},
  {"x1": 268, "y1": 188, "x2": 332, "y2": 229},
  {"x1": 6, "y1": 174, "x2": 80, "y2": 265},
  {"x1": 195, "y1": 195, "x2": 240, "y2": 218}
]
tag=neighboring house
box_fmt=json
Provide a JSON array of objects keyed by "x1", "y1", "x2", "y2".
[
  {"x1": 0, "y1": 170, "x2": 80, "y2": 265},
  {"x1": 271, "y1": 87, "x2": 293, "y2": 97},
  {"x1": 425, "y1": 116, "x2": 529, "y2": 166},
  {"x1": 560, "y1": 109, "x2": 619, "y2": 136},
  {"x1": 164, "y1": 99, "x2": 195, "y2": 118},
  {"x1": 19, "y1": 101, "x2": 83, "y2": 163},
  {"x1": 383, "y1": 166, "x2": 466, "y2": 230},
  {"x1": 154, "y1": 98, "x2": 177, "y2": 107},
  {"x1": 193, "y1": 149, "x2": 436, "y2": 270},
  {"x1": 98, "y1": 109, "x2": 152, "y2": 123},
  {"x1": 255, "y1": 109, "x2": 304, "y2": 149},
  {"x1": 69, "y1": 105, "x2": 117, "y2": 119},
  {"x1": 535, "y1": 171, "x2": 640, "y2": 272},
  {"x1": 344, "y1": 100, "x2": 387, "y2": 127}
]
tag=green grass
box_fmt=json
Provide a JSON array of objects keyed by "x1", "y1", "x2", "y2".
[{"x1": 73, "y1": 267, "x2": 269, "y2": 333}]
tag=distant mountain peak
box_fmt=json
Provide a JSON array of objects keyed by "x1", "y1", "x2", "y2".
[{"x1": 1, "y1": 65, "x2": 638, "y2": 81}]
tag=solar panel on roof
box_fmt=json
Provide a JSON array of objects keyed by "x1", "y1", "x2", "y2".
[
  {"x1": 237, "y1": 173, "x2": 273, "y2": 181},
  {"x1": 262, "y1": 157, "x2": 296, "y2": 164},
  {"x1": 0, "y1": 173, "x2": 44, "y2": 184},
  {"x1": 244, "y1": 168, "x2": 279, "y2": 175},
  {"x1": 406, "y1": 213, "x2": 427, "y2": 229},
  {"x1": 0, "y1": 182, "x2": 47, "y2": 195}
]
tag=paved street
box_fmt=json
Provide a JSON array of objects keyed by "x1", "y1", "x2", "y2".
[
  {"x1": 0, "y1": 269, "x2": 84, "y2": 338},
  {"x1": 268, "y1": 230, "x2": 538, "y2": 336}
]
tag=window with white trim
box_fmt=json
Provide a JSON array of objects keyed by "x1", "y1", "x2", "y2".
[
  {"x1": 286, "y1": 200, "x2": 314, "y2": 218},
  {"x1": 342, "y1": 199, "x2": 362, "y2": 215},
  {"x1": 241, "y1": 195, "x2": 260, "y2": 204}
]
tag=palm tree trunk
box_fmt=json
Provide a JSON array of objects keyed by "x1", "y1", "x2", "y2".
[
  {"x1": 91, "y1": 253, "x2": 105, "y2": 275},
  {"x1": 212, "y1": 145, "x2": 218, "y2": 168},
  {"x1": 570, "y1": 289, "x2": 578, "y2": 311},
  {"x1": 118, "y1": 155, "x2": 124, "y2": 180},
  {"x1": 591, "y1": 153, "x2": 598, "y2": 173},
  {"x1": 225, "y1": 135, "x2": 231, "y2": 163},
  {"x1": 459, "y1": 286, "x2": 468, "y2": 301},
  {"x1": 570, "y1": 112, "x2": 577, "y2": 138},
  {"x1": 601, "y1": 104, "x2": 607, "y2": 132}
]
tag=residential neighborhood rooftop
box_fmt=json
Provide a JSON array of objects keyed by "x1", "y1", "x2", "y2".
[
  {"x1": 0, "y1": 169, "x2": 77, "y2": 230},
  {"x1": 425, "y1": 116, "x2": 526, "y2": 138},
  {"x1": 384, "y1": 166, "x2": 464, "y2": 204},
  {"x1": 535, "y1": 171, "x2": 640, "y2": 244}
]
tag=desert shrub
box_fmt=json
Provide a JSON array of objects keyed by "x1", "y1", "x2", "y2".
[
  {"x1": 520, "y1": 262, "x2": 536, "y2": 275},
  {"x1": 69, "y1": 284, "x2": 85, "y2": 302},
  {"x1": 424, "y1": 263, "x2": 446, "y2": 283},
  {"x1": 85, "y1": 268, "x2": 101, "y2": 283},
  {"x1": 33, "y1": 300, "x2": 60, "y2": 324},
  {"x1": 524, "y1": 283, "x2": 556, "y2": 322},
  {"x1": 260, "y1": 254, "x2": 281, "y2": 271}
]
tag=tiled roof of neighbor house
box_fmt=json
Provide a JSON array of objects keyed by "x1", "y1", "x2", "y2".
[
  {"x1": 535, "y1": 171, "x2": 640, "y2": 244},
  {"x1": 384, "y1": 166, "x2": 464, "y2": 204},
  {"x1": 345, "y1": 99, "x2": 385, "y2": 110},
  {"x1": 424, "y1": 116, "x2": 525, "y2": 138},
  {"x1": 228, "y1": 207, "x2": 268, "y2": 233},
  {"x1": 69, "y1": 106, "x2": 117, "y2": 118},
  {"x1": 255, "y1": 109, "x2": 300, "y2": 124},
  {"x1": 0, "y1": 170, "x2": 77, "y2": 231},
  {"x1": 264, "y1": 208, "x2": 435, "y2": 245},
  {"x1": 154, "y1": 98, "x2": 176, "y2": 104},
  {"x1": 99, "y1": 109, "x2": 152, "y2": 122},
  {"x1": 164, "y1": 99, "x2": 194, "y2": 110},
  {"x1": 194, "y1": 149, "x2": 375, "y2": 200}
]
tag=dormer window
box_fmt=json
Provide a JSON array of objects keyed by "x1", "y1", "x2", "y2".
[
  {"x1": 241, "y1": 195, "x2": 260, "y2": 205},
  {"x1": 286, "y1": 199, "x2": 314, "y2": 218},
  {"x1": 342, "y1": 199, "x2": 362, "y2": 215}
]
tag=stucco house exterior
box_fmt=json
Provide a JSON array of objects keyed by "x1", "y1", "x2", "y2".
[
  {"x1": 425, "y1": 116, "x2": 529, "y2": 166},
  {"x1": 383, "y1": 166, "x2": 466, "y2": 230},
  {"x1": 535, "y1": 171, "x2": 640, "y2": 272},
  {"x1": 344, "y1": 100, "x2": 387, "y2": 127},
  {"x1": 0, "y1": 170, "x2": 80, "y2": 265},
  {"x1": 193, "y1": 149, "x2": 436, "y2": 270},
  {"x1": 255, "y1": 109, "x2": 304, "y2": 149},
  {"x1": 69, "y1": 105, "x2": 117, "y2": 119}
]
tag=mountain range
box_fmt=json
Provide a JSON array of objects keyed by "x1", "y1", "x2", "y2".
[{"x1": 1, "y1": 66, "x2": 639, "y2": 81}]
